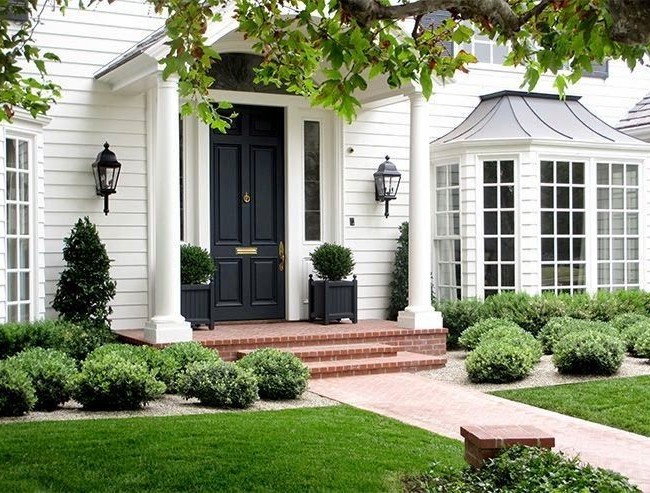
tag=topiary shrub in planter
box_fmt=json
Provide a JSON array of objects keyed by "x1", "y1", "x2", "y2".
[
  {"x1": 180, "y1": 244, "x2": 217, "y2": 327},
  {"x1": 553, "y1": 331, "x2": 625, "y2": 376},
  {"x1": 0, "y1": 360, "x2": 36, "y2": 416},
  {"x1": 178, "y1": 360, "x2": 258, "y2": 409},
  {"x1": 11, "y1": 348, "x2": 77, "y2": 411},
  {"x1": 465, "y1": 340, "x2": 536, "y2": 383},
  {"x1": 237, "y1": 348, "x2": 310, "y2": 400},
  {"x1": 458, "y1": 318, "x2": 521, "y2": 351},
  {"x1": 308, "y1": 243, "x2": 357, "y2": 324},
  {"x1": 73, "y1": 352, "x2": 165, "y2": 410},
  {"x1": 52, "y1": 217, "x2": 116, "y2": 332},
  {"x1": 162, "y1": 341, "x2": 221, "y2": 393}
]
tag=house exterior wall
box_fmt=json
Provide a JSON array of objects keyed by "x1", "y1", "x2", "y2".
[{"x1": 3, "y1": 2, "x2": 164, "y2": 329}]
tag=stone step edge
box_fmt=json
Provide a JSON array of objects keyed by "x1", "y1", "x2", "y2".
[
  {"x1": 236, "y1": 342, "x2": 398, "y2": 360},
  {"x1": 307, "y1": 352, "x2": 447, "y2": 375},
  {"x1": 198, "y1": 327, "x2": 447, "y2": 347}
]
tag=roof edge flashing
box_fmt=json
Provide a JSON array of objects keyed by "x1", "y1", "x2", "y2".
[{"x1": 480, "y1": 90, "x2": 581, "y2": 102}]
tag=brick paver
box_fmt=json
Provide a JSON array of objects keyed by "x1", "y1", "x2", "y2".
[{"x1": 310, "y1": 373, "x2": 650, "y2": 492}]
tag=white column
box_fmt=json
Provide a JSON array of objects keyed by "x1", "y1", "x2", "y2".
[
  {"x1": 397, "y1": 90, "x2": 443, "y2": 329},
  {"x1": 144, "y1": 74, "x2": 192, "y2": 343}
]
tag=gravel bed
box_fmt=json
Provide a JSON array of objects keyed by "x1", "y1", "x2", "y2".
[
  {"x1": 0, "y1": 392, "x2": 338, "y2": 425},
  {"x1": 420, "y1": 350, "x2": 650, "y2": 393}
]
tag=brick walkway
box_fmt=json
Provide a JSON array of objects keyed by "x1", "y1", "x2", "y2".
[{"x1": 309, "y1": 373, "x2": 650, "y2": 492}]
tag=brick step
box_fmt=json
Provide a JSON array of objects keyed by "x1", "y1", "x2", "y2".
[
  {"x1": 307, "y1": 352, "x2": 446, "y2": 378},
  {"x1": 236, "y1": 343, "x2": 399, "y2": 362}
]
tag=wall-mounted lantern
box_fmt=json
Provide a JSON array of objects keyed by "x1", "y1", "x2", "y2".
[
  {"x1": 373, "y1": 155, "x2": 401, "y2": 218},
  {"x1": 91, "y1": 142, "x2": 122, "y2": 215}
]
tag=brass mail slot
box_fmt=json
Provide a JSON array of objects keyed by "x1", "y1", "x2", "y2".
[{"x1": 235, "y1": 247, "x2": 258, "y2": 255}]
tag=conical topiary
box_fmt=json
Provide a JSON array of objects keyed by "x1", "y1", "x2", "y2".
[
  {"x1": 52, "y1": 217, "x2": 116, "y2": 331},
  {"x1": 388, "y1": 222, "x2": 409, "y2": 320}
]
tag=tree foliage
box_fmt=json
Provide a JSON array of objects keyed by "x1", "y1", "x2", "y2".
[{"x1": 2, "y1": 0, "x2": 650, "y2": 125}]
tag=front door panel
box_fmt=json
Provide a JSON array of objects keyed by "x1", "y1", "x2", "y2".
[{"x1": 211, "y1": 105, "x2": 285, "y2": 320}]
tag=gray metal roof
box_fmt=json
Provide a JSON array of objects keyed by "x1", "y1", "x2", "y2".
[
  {"x1": 435, "y1": 90, "x2": 641, "y2": 145},
  {"x1": 94, "y1": 27, "x2": 166, "y2": 79},
  {"x1": 617, "y1": 93, "x2": 650, "y2": 131}
]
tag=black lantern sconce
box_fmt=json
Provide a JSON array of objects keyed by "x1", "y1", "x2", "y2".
[
  {"x1": 373, "y1": 155, "x2": 401, "y2": 218},
  {"x1": 91, "y1": 142, "x2": 122, "y2": 215}
]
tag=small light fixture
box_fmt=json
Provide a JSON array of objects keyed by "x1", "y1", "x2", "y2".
[
  {"x1": 373, "y1": 155, "x2": 401, "y2": 218},
  {"x1": 91, "y1": 142, "x2": 122, "y2": 215}
]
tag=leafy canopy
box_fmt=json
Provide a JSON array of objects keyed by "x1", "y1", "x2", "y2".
[{"x1": 2, "y1": 0, "x2": 650, "y2": 126}]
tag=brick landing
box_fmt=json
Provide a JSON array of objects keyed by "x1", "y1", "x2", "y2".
[
  {"x1": 310, "y1": 373, "x2": 650, "y2": 492},
  {"x1": 116, "y1": 320, "x2": 447, "y2": 378}
]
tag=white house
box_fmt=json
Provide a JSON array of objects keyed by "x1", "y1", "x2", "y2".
[{"x1": 2, "y1": 2, "x2": 650, "y2": 343}]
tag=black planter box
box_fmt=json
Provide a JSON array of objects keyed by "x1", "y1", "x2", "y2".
[
  {"x1": 308, "y1": 274, "x2": 358, "y2": 324},
  {"x1": 181, "y1": 283, "x2": 214, "y2": 328}
]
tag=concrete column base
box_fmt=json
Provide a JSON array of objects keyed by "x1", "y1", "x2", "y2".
[
  {"x1": 144, "y1": 317, "x2": 192, "y2": 344},
  {"x1": 397, "y1": 308, "x2": 443, "y2": 330}
]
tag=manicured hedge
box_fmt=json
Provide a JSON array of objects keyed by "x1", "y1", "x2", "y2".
[
  {"x1": 162, "y1": 341, "x2": 221, "y2": 393},
  {"x1": 178, "y1": 360, "x2": 258, "y2": 408},
  {"x1": 0, "y1": 359, "x2": 36, "y2": 416},
  {"x1": 237, "y1": 348, "x2": 310, "y2": 400},
  {"x1": 458, "y1": 318, "x2": 521, "y2": 351},
  {"x1": 553, "y1": 331, "x2": 625, "y2": 376}
]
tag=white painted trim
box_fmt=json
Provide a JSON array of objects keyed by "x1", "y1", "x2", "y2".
[{"x1": 146, "y1": 87, "x2": 156, "y2": 319}]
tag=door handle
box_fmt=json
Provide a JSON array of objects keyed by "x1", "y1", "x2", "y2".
[{"x1": 279, "y1": 241, "x2": 285, "y2": 272}]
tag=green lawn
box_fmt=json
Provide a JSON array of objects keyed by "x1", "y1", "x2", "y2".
[
  {"x1": 492, "y1": 376, "x2": 650, "y2": 437},
  {"x1": 0, "y1": 405, "x2": 463, "y2": 492}
]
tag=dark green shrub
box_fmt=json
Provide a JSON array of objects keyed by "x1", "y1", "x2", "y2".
[
  {"x1": 86, "y1": 343, "x2": 175, "y2": 385},
  {"x1": 610, "y1": 289, "x2": 650, "y2": 315},
  {"x1": 586, "y1": 290, "x2": 645, "y2": 322},
  {"x1": 559, "y1": 292, "x2": 593, "y2": 320},
  {"x1": 553, "y1": 330, "x2": 625, "y2": 375},
  {"x1": 11, "y1": 348, "x2": 77, "y2": 411},
  {"x1": 538, "y1": 317, "x2": 618, "y2": 354},
  {"x1": 634, "y1": 328, "x2": 650, "y2": 359},
  {"x1": 178, "y1": 360, "x2": 258, "y2": 408},
  {"x1": 465, "y1": 340, "x2": 536, "y2": 383},
  {"x1": 237, "y1": 348, "x2": 310, "y2": 400},
  {"x1": 403, "y1": 445, "x2": 641, "y2": 493},
  {"x1": 478, "y1": 325, "x2": 543, "y2": 363},
  {"x1": 611, "y1": 312, "x2": 650, "y2": 332},
  {"x1": 522, "y1": 293, "x2": 570, "y2": 334},
  {"x1": 436, "y1": 298, "x2": 483, "y2": 348},
  {"x1": 162, "y1": 341, "x2": 221, "y2": 393},
  {"x1": 480, "y1": 292, "x2": 542, "y2": 334},
  {"x1": 458, "y1": 318, "x2": 520, "y2": 351},
  {"x1": 180, "y1": 244, "x2": 216, "y2": 285},
  {"x1": 309, "y1": 242, "x2": 354, "y2": 281},
  {"x1": 0, "y1": 360, "x2": 36, "y2": 416},
  {"x1": 73, "y1": 352, "x2": 165, "y2": 410},
  {"x1": 56, "y1": 322, "x2": 116, "y2": 361},
  {"x1": 52, "y1": 217, "x2": 116, "y2": 331},
  {"x1": 388, "y1": 222, "x2": 409, "y2": 321}
]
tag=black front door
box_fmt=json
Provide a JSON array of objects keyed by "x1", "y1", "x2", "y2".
[{"x1": 210, "y1": 105, "x2": 285, "y2": 321}]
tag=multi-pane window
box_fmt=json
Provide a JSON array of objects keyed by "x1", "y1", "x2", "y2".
[
  {"x1": 483, "y1": 160, "x2": 515, "y2": 297},
  {"x1": 596, "y1": 163, "x2": 639, "y2": 290},
  {"x1": 434, "y1": 164, "x2": 461, "y2": 300},
  {"x1": 304, "y1": 121, "x2": 321, "y2": 241},
  {"x1": 540, "y1": 160, "x2": 586, "y2": 294},
  {"x1": 5, "y1": 138, "x2": 31, "y2": 321},
  {"x1": 459, "y1": 35, "x2": 509, "y2": 64}
]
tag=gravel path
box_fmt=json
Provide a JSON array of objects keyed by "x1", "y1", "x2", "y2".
[
  {"x1": 420, "y1": 350, "x2": 650, "y2": 392},
  {"x1": 0, "y1": 392, "x2": 338, "y2": 425}
]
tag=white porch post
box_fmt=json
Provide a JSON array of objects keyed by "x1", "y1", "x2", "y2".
[
  {"x1": 397, "y1": 90, "x2": 443, "y2": 329},
  {"x1": 144, "y1": 74, "x2": 192, "y2": 343}
]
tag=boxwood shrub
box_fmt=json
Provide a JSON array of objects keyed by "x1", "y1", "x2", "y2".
[
  {"x1": 478, "y1": 325, "x2": 543, "y2": 363},
  {"x1": 620, "y1": 320, "x2": 650, "y2": 355},
  {"x1": 634, "y1": 328, "x2": 650, "y2": 359},
  {"x1": 403, "y1": 445, "x2": 641, "y2": 493},
  {"x1": 162, "y1": 341, "x2": 221, "y2": 393},
  {"x1": 458, "y1": 318, "x2": 521, "y2": 351},
  {"x1": 465, "y1": 340, "x2": 537, "y2": 383},
  {"x1": 538, "y1": 317, "x2": 618, "y2": 354},
  {"x1": 553, "y1": 331, "x2": 625, "y2": 376},
  {"x1": 0, "y1": 359, "x2": 36, "y2": 416},
  {"x1": 178, "y1": 360, "x2": 258, "y2": 408},
  {"x1": 73, "y1": 352, "x2": 165, "y2": 410},
  {"x1": 11, "y1": 348, "x2": 77, "y2": 411},
  {"x1": 86, "y1": 343, "x2": 175, "y2": 385},
  {"x1": 237, "y1": 348, "x2": 310, "y2": 400},
  {"x1": 436, "y1": 298, "x2": 484, "y2": 348}
]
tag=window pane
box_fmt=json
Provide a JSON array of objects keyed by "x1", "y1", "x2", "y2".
[
  {"x1": 303, "y1": 121, "x2": 320, "y2": 241},
  {"x1": 557, "y1": 238, "x2": 570, "y2": 261},
  {"x1": 437, "y1": 190, "x2": 447, "y2": 211},
  {"x1": 19, "y1": 205, "x2": 29, "y2": 235},
  {"x1": 454, "y1": 240, "x2": 461, "y2": 262},
  {"x1": 612, "y1": 238, "x2": 624, "y2": 260},
  {"x1": 19, "y1": 172, "x2": 28, "y2": 202},
  {"x1": 8, "y1": 305, "x2": 18, "y2": 323},
  {"x1": 572, "y1": 238, "x2": 585, "y2": 261},
  {"x1": 541, "y1": 187, "x2": 554, "y2": 208},
  {"x1": 556, "y1": 187, "x2": 569, "y2": 208},
  {"x1": 19, "y1": 238, "x2": 29, "y2": 269},
  {"x1": 612, "y1": 263, "x2": 625, "y2": 284},
  {"x1": 436, "y1": 166, "x2": 446, "y2": 186},
  {"x1": 19, "y1": 304, "x2": 29, "y2": 321},
  {"x1": 449, "y1": 165, "x2": 459, "y2": 186},
  {"x1": 612, "y1": 212, "x2": 625, "y2": 234},
  {"x1": 541, "y1": 212, "x2": 554, "y2": 234},
  {"x1": 626, "y1": 190, "x2": 638, "y2": 209},
  {"x1": 500, "y1": 186, "x2": 514, "y2": 208},
  {"x1": 557, "y1": 162, "x2": 570, "y2": 183},
  {"x1": 556, "y1": 212, "x2": 570, "y2": 235},
  {"x1": 450, "y1": 189, "x2": 459, "y2": 210},
  {"x1": 484, "y1": 264, "x2": 498, "y2": 286},
  {"x1": 611, "y1": 188, "x2": 624, "y2": 209},
  {"x1": 597, "y1": 163, "x2": 609, "y2": 184},
  {"x1": 8, "y1": 272, "x2": 17, "y2": 302},
  {"x1": 598, "y1": 238, "x2": 609, "y2": 260},
  {"x1": 626, "y1": 165, "x2": 638, "y2": 186},
  {"x1": 557, "y1": 265, "x2": 571, "y2": 285},
  {"x1": 452, "y1": 214, "x2": 460, "y2": 235},
  {"x1": 542, "y1": 265, "x2": 555, "y2": 286},
  {"x1": 628, "y1": 263, "x2": 639, "y2": 284},
  {"x1": 304, "y1": 182, "x2": 320, "y2": 211},
  {"x1": 501, "y1": 265, "x2": 515, "y2": 286},
  {"x1": 501, "y1": 238, "x2": 514, "y2": 261},
  {"x1": 6, "y1": 171, "x2": 16, "y2": 201},
  {"x1": 597, "y1": 212, "x2": 609, "y2": 234},
  {"x1": 501, "y1": 211, "x2": 514, "y2": 235},
  {"x1": 541, "y1": 238, "x2": 554, "y2": 261},
  {"x1": 500, "y1": 161, "x2": 514, "y2": 183},
  {"x1": 572, "y1": 212, "x2": 584, "y2": 235},
  {"x1": 484, "y1": 238, "x2": 498, "y2": 261},
  {"x1": 612, "y1": 164, "x2": 624, "y2": 185},
  {"x1": 20, "y1": 272, "x2": 29, "y2": 301},
  {"x1": 7, "y1": 204, "x2": 17, "y2": 235},
  {"x1": 493, "y1": 43, "x2": 508, "y2": 63},
  {"x1": 436, "y1": 214, "x2": 447, "y2": 235},
  {"x1": 475, "y1": 42, "x2": 491, "y2": 62},
  {"x1": 483, "y1": 161, "x2": 497, "y2": 183},
  {"x1": 484, "y1": 212, "x2": 497, "y2": 235},
  {"x1": 598, "y1": 264, "x2": 610, "y2": 284},
  {"x1": 540, "y1": 161, "x2": 554, "y2": 183},
  {"x1": 7, "y1": 238, "x2": 17, "y2": 269},
  {"x1": 572, "y1": 188, "x2": 584, "y2": 209},
  {"x1": 627, "y1": 239, "x2": 639, "y2": 260},
  {"x1": 18, "y1": 141, "x2": 28, "y2": 169},
  {"x1": 627, "y1": 213, "x2": 638, "y2": 235},
  {"x1": 572, "y1": 162, "x2": 584, "y2": 184},
  {"x1": 597, "y1": 188, "x2": 609, "y2": 208},
  {"x1": 573, "y1": 264, "x2": 586, "y2": 285},
  {"x1": 304, "y1": 212, "x2": 321, "y2": 242}
]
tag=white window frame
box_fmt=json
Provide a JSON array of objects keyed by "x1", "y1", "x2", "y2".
[
  {"x1": 433, "y1": 162, "x2": 461, "y2": 301},
  {"x1": 302, "y1": 119, "x2": 323, "y2": 244}
]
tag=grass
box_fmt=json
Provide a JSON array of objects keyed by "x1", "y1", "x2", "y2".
[
  {"x1": 0, "y1": 405, "x2": 464, "y2": 492},
  {"x1": 492, "y1": 375, "x2": 650, "y2": 437}
]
